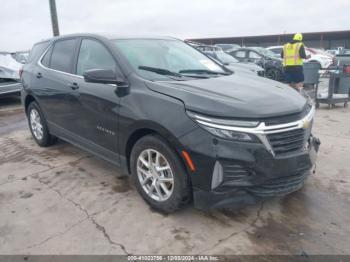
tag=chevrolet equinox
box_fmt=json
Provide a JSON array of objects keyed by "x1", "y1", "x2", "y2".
[{"x1": 21, "y1": 34, "x2": 320, "y2": 212}]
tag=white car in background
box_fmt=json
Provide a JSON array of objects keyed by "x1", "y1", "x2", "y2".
[
  {"x1": 267, "y1": 46, "x2": 334, "y2": 69},
  {"x1": 0, "y1": 51, "x2": 28, "y2": 96},
  {"x1": 305, "y1": 47, "x2": 334, "y2": 69}
]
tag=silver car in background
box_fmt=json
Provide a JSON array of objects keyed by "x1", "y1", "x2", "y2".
[{"x1": 0, "y1": 51, "x2": 27, "y2": 96}]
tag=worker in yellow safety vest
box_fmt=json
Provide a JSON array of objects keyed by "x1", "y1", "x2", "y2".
[{"x1": 281, "y1": 33, "x2": 310, "y2": 91}]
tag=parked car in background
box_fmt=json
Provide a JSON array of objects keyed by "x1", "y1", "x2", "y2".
[
  {"x1": 266, "y1": 46, "x2": 283, "y2": 58},
  {"x1": 204, "y1": 50, "x2": 264, "y2": 76},
  {"x1": 0, "y1": 51, "x2": 28, "y2": 96},
  {"x1": 326, "y1": 47, "x2": 347, "y2": 56},
  {"x1": 185, "y1": 41, "x2": 223, "y2": 52},
  {"x1": 267, "y1": 45, "x2": 334, "y2": 69},
  {"x1": 326, "y1": 49, "x2": 338, "y2": 56},
  {"x1": 305, "y1": 48, "x2": 334, "y2": 69},
  {"x1": 214, "y1": 43, "x2": 240, "y2": 51},
  {"x1": 334, "y1": 49, "x2": 350, "y2": 66},
  {"x1": 21, "y1": 33, "x2": 319, "y2": 212},
  {"x1": 229, "y1": 47, "x2": 284, "y2": 81}
]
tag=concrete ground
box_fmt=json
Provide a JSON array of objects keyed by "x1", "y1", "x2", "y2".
[{"x1": 0, "y1": 90, "x2": 350, "y2": 255}]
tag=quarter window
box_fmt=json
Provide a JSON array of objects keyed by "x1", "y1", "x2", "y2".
[
  {"x1": 76, "y1": 39, "x2": 116, "y2": 76},
  {"x1": 27, "y1": 41, "x2": 50, "y2": 63},
  {"x1": 41, "y1": 46, "x2": 53, "y2": 67},
  {"x1": 50, "y1": 39, "x2": 77, "y2": 73}
]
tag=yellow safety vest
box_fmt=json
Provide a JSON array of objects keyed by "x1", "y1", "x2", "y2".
[{"x1": 283, "y1": 42, "x2": 303, "y2": 66}]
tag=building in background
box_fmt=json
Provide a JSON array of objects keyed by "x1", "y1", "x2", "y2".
[{"x1": 188, "y1": 30, "x2": 350, "y2": 49}]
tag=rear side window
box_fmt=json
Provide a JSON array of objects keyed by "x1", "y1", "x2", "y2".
[
  {"x1": 27, "y1": 41, "x2": 50, "y2": 63},
  {"x1": 50, "y1": 39, "x2": 77, "y2": 73},
  {"x1": 76, "y1": 39, "x2": 116, "y2": 76}
]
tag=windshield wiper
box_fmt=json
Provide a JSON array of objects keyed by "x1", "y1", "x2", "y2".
[
  {"x1": 179, "y1": 69, "x2": 230, "y2": 75},
  {"x1": 138, "y1": 66, "x2": 183, "y2": 78}
]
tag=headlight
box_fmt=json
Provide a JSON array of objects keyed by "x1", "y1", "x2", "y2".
[
  {"x1": 186, "y1": 111, "x2": 259, "y2": 142},
  {"x1": 200, "y1": 125, "x2": 255, "y2": 141}
]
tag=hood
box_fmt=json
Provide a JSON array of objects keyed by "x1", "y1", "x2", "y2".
[
  {"x1": 226, "y1": 64, "x2": 256, "y2": 75},
  {"x1": 145, "y1": 74, "x2": 306, "y2": 119}
]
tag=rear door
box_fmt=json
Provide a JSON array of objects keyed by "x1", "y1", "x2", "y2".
[
  {"x1": 70, "y1": 38, "x2": 120, "y2": 160},
  {"x1": 33, "y1": 38, "x2": 80, "y2": 131}
]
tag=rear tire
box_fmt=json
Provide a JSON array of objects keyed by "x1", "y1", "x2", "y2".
[
  {"x1": 130, "y1": 135, "x2": 191, "y2": 213},
  {"x1": 27, "y1": 102, "x2": 57, "y2": 147}
]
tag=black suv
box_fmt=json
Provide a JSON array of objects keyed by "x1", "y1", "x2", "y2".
[{"x1": 21, "y1": 34, "x2": 320, "y2": 212}]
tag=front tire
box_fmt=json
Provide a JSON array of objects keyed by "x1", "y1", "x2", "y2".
[
  {"x1": 266, "y1": 68, "x2": 282, "y2": 81},
  {"x1": 27, "y1": 102, "x2": 57, "y2": 147},
  {"x1": 130, "y1": 135, "x2": 191, "y2": 213}
]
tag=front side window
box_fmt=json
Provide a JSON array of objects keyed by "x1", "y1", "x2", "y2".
[
  {"x1": 234, "y1": 50, "x2": 246, "y2": 58},
  {"x1": 248, "y1": 51, "x2": 262, "y2": 59},
  {"x1": 76, "y1": 39, "x2": 116, "y2": 76},
  {"x1": 50, "y1": 39, "x2": 77, "y2": 73},
  {"x1": 252, "y1": 47, "x2": 277, "y2": 58},
  {"x1": 113, "y1": 39, "x2": 226, "y2": 80}
]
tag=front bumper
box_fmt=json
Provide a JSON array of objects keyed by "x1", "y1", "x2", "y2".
[
  {"x1": 0, "y1": 81, "x2": 22, "y2": 96},
  {"x1": 179, "y1": 125, "x2": 320, "y2": 209}
]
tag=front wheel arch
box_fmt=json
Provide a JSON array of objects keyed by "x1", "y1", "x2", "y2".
[{"x1": 24, "y1": 95, "x2": 36, "y2": 114}]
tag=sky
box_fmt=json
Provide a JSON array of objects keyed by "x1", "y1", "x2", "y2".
[{"x1": 0, "y1": 0, "x2": 349, "y2": 51}]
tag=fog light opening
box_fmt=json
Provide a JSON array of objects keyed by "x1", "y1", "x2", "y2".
[{"x1": 211, "y1": 161, "x2": 223, "y2": 189}]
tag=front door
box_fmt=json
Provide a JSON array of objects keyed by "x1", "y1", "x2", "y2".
[{"x1": 71, "y1": 38, "x2": 121, "y2": 163}]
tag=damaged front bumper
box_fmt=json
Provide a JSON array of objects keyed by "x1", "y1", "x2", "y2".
[
  {"x1": 0, "y1": 80, "x2": 22, "y2": 96},
  {"x1": 192, "y1": 136, "x2": 320, "y2": 209}
]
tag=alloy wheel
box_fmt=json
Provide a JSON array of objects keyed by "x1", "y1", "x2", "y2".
[
  {"x1": 30, "y1": 108, "x2": 43, "y2": 140},
  {"x1": 136, "y1": 149, "x2": 174, "y2": 202}
]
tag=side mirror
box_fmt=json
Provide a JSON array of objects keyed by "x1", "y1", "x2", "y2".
[{"x1": 83, "y1": 69, "x2": 126, "y2": 85}]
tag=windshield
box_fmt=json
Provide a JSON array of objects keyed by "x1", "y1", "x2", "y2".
[
  {"x1": 113, "y1": 39, "x2": 227, "y2": 80},
  {"x1": 215, "y1": 51, "x2": 239, "y2": 64},
  {"x1": 252, "y1": 47, "x2": 278, "y2": 58}
]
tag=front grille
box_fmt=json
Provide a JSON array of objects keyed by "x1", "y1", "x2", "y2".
[
  {"x1": 264, "y1": 103, "x2": 312, "y2": 126},
  {"x1": 267, "y1": 128, "x2": 306, "y2": 155}
]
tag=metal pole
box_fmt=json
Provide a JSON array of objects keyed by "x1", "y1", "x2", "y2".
[{"x1": 49, "y1": 0, "x2": 60, "y2": 36}]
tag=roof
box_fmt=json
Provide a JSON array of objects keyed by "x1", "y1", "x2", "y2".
[{"x1": 35, "y1": 33, "x2": 178, "y2": 45}]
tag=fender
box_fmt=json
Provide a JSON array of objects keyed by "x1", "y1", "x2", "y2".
[{"x1": 118, "y1": 119, "x2": 192, "y2": 175}]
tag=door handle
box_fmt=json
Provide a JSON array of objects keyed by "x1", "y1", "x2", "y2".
[
  {"x1": 36, "y1": 72, "x2": 42, "y2": 78},
  {"x1": 68, "y1": 82, "x2": 79, "y2": 90}
]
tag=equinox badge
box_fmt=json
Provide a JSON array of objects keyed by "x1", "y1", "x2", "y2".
[{"x1": 97, "y1": 125, "x2": 115, "y2": 136}]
